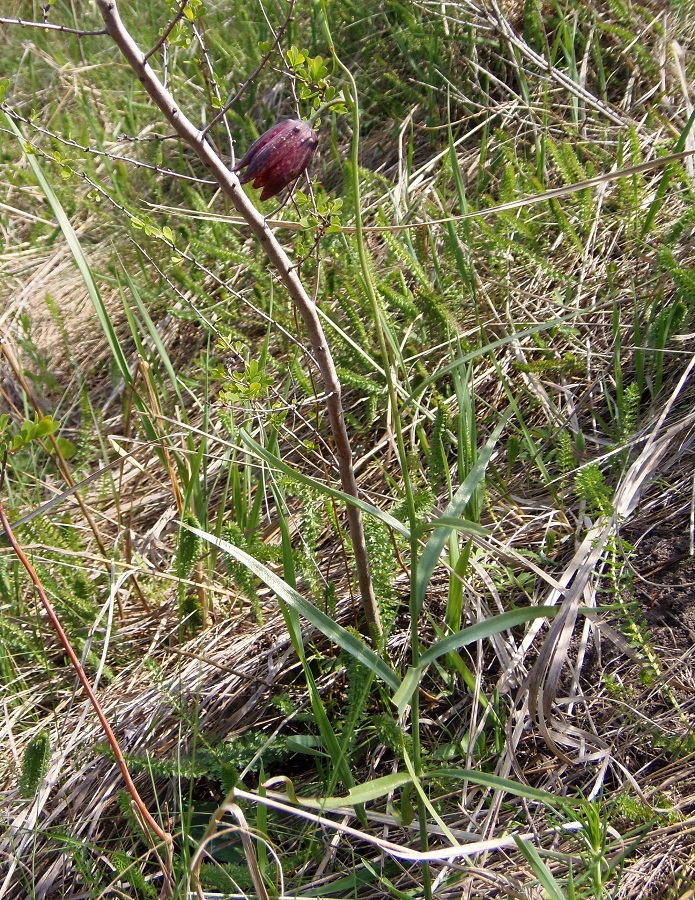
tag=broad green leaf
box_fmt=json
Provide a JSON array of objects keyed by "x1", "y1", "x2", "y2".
[
  {"x1": 313, "y1": 772, "x2": 413, "y2": 809},
  {"x1": 35, "y1": 416, "x2": 58, "y2": 439},
  {"x1": 55, "y1": 437, "x2": 77, "y2": 460}
]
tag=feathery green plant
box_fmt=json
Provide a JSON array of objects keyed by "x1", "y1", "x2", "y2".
[{"x1": 19, "y1": 729, "x2": 50, "y2": 799}]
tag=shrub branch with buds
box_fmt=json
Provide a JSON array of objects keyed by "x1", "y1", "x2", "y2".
[{"x1": 94, "y1": 0, "x2": 380, "y2": 634}]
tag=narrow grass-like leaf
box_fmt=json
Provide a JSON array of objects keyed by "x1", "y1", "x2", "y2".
[
  {"x1": 416, "y1": 410, "x2": 511, "y2": 610},
  {"x1": 285, "y1": 735, "x2": 328, "y2": 757},
  {"x1": 402, "y1": 748, "x2": 458, "y2": 845},
  {"x1": 424, "y1": 516, "x2": 487, "y2": 536},
  {"x1": 409, "y1": 312, "x2": 583, "y2": 402},
  {"x1": 437, "y1": 769, "x2": 564, "y2": 805},
  {"x1": 393, "y1": 667, "x2": 421, "y2": 715},
  {"x1": 304, "y1": 870, "x2": 377, "y2": 897},
  {"x1": 393, "y1": 606, "x2": 557, "y2": 716},
  {"x1": 120, "y1": 268, "x2": 185, "y2": 408},
  {"x1": 279, "y1": 599, "x2": 359, "y2": 805},
  {"x1": 272, "y1": 484, "x2": 297, "y2": 590},
  {"x1": 239, "y1": 430, "x2": 410, "y2": 538},
  {"x1": 419, "y1": 606, "x2": 557, "y2": 667},
  {"x1": 184, "y1": 524, "x2": 400, "y2": 691},
  {"x1": 6, "y1": 114, "x2": 130, "y2": 382},
  {"x1": 514, "y1": 835, "x2": 566, "y2": 900},
  {"x1": 641, "y1": 108, "x2": 695, "y2": 238},
  {"x1": 317, "y1": 305, "x2": 387, "y2": 382}
]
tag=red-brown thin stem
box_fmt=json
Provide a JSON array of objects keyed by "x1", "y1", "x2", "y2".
[
  {"x1": 0, "y1": 489, "x2": 173, "y2": 889},
  {"x1": 143, "y1": 0, "x2": 189, "y2": 62}
]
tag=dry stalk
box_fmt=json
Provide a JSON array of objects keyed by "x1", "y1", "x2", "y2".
[{"x1": 93, "y1": 0, "x2": 380, "y2": 635}]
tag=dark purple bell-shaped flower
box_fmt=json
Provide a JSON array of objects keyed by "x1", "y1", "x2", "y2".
[{"x1": 232, "y1": 119, "x2": 318, "y2": 201}]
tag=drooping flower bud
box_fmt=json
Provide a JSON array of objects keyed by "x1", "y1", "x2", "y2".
[{"x1": 232, "y1": 119, "x2": 318, "y2": 201}]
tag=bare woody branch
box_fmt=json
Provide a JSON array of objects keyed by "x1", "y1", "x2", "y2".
[
  {"x1": 0, "y1": 17, "x2": 107, "y2": 37},
  {"x1": 94, "y1": 0, "x2": 381, "y2": 634}
]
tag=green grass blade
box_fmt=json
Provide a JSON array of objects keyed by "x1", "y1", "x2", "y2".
[
  {"x1": 5, "y1": 114, "x2": 131, "y2": 382},
  {"x1": 239, "y1": 429, "x2": 410, "y2": 538},
  {"x1": 184, "y1": 523, "x2": 400, "y2": 691},
  {"x1": 640, "y1": 108, "x2": 695, "y2": 238},
  {"x1": 425, "y1": 516, "x2": 487, "y2": 536},
  {"x1": 393, "y1": 605, "x2": 557, "y2": 715},
  {"x1": 438, "y1": 769, "x2": 564, "y2": 805},
  {"x1": 278, "y1": 598, "x2": 359, "y2": 802},
  {"x1": 514, "y1": 835, "x2": 566, "y2": 900},
  {"x1": 416, "y1": 410, "x2": 511, "y2": 610},
  {"x1": 409, "y1": 313, "x2": 582, "y2": 403},
  {"x1": 418, "y1": 606, "x2": 557, "y2": 668},
  {"x1": 119, "y1": 267, "x2": 186, "y2": 409},
  {"x1": 318, "y1": 772, "x2": 414, "y2": 808}
]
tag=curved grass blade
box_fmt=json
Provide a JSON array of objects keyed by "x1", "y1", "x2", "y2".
[
  {"x1": 419, "y1": 605, "x2": 557, "y2": 667},
  {"x1": 514, "y1": 835, "x2": 566, "y2": 900},
  {"x1": 5, "y1": 114, "x2": 130, "y2": 382},
  {"x1": 393, "y1": 606, "x2": 558, "y2": 715},
  {"x1": 416, "y1": 409, "x2": 511, "y2": 611},
  {"x1": 184, "y1": 523, "x2": 400, "y2": 692},
  {"x1": 409, "y1": 315, "x2": 583, "y2": 403},
  {"x1": 436, "y1": 768, "x2": 565, "y2": 805},
  {"x1": 424, "y1": 516, "x2": 487, "y2": 536},
  {"x1": 319, "y1": 772, "x2": 414, "y2": 809},
  {"x1": 239, "y1": 429, "x2": 410, "y2": 537}
]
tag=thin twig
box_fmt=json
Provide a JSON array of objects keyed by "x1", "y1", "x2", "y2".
[
  {"x1": 0, "y1": 341, "x2": 111, "y2": 561},
  {"x1": 0, "y1": 16, "x2": 107, "y2": 37},
  {"x1": 143, "y1": 0, "x2": 190, "y2": 62},
  {"x1": 201, "y1": 0, "x2": 296, "y2": 139},
  {"x1": 1, "y1": 104, "x2": 215, "y2": 186}
]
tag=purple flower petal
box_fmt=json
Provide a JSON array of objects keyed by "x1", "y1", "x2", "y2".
[{"x1": 232, "y1": 119, "x2": 318, "y2": 200}]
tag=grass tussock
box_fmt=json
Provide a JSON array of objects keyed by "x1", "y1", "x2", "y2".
[{"x1": 1, "y1": 0, "x2": 695, "y2": 897}]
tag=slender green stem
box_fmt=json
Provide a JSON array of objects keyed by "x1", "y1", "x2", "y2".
[
  {"x1": 306, "y1": 96, "x2": 347, "y2": 126},
  {"x1": 318, "y1": 6, "x2": 431, "y2": 895}
]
